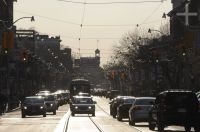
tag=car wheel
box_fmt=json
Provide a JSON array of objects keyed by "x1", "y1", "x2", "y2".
[
  {"x1": 194, "y1": 125, "x2": 200, "y2": 132},
  {"x1": 22, "y1": 113, "x2": 26, "y2": 118},
  {"x1": 158, "y1": 123, "x2": 164, "y2": 131},
  {"x1": 149, "y1": 122, "x2": 156, "y2": 130},
  {"x1": 53, "y1": 110, "x2": 56, "y2": 115},
  {"x1": 92, "y1": 112, "x2": 95, "y2": 116},
  {"x1": 129, "y1": 118, "x2": 135, "y2": 126},
  {"x1": 184, "y1": 125, "x2": 191, "y2": 132},
  {"x1": 117, "y1": 114, "x2": 122, "y2": 121},
  {"x1": 43, "y1": 113, "x2": 46, "y2": 117},
  {"x1": 112, "y1": 113, "x2": 116, "y2": 118}
]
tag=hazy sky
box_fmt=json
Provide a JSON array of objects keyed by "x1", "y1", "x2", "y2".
[{"x1": 14, "y1": 0, "x2": 172, "y2": 66}]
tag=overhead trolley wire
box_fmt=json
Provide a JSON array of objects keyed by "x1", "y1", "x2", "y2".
[{"x1": 15, "y1": 10, "x2": 80, "y2": 26}]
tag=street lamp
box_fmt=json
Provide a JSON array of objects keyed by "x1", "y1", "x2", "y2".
[
  {"x1": 148, "y1": 28, "x2": 165, "y2": 35},
  {"x1": 0, "y1": 16, "x2": 35, "y2": 29},
  {"x1": 13, "y1": 16, "x2": 35, "y2": 25}
]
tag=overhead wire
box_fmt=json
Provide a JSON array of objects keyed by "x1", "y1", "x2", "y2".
[
  {"x1": 78, "y1": 0, "x2": 87, "y2": 58},
  {"x1": 58, "y1": 0, "x2": 164, "y2": 4},
  {"x1": 139, "y1": 2, "x2": 163, "y2": 26}
]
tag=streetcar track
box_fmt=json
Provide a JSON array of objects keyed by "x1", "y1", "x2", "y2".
[{"x1": 65, "y1": 111, "x2": 104, "y2": 132}]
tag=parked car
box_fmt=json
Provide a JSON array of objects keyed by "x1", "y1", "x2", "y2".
[
  {"x1": 148, "y1": 90, "x2": 200, "y2": 131},
  {"x1": 21, "y1": 96, "x2": 47, "y2": 118},
  {"x1": 44, "y1": 94, "x2": 57, "y2": 115},
  {"x1": 70, "y1": 96, "x2": 96, "y2": 116},
  {"x1": 129, "y1": 97, "x2": 155, "y2": 126},
  {"x1": 110, "y1": 96, "x2": 134, "y2": 118},
  {"x1": 116, "y1": 97, "x2": 136, "y2": 121}
]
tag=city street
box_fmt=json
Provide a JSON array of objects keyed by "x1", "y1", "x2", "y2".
[{"x1": 0, "y1": 96, "x2": 193, "y2": 132}]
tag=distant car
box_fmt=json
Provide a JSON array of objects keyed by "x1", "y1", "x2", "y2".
[
  {"x1": 21, "y1": 96, "x2": 47, "y2": 118},
  {"x1": 44, "y1": 94, "x2": 57, "y2": 115},
  {"x1": 36, "y1": 90, "x2": 51, "y2": 96},
  {"x1": 70, "y1": 96, "x2": 96, "y2": 116},
  {"x1": 116, "y1": 97, "x2": 136, "y2": 121},
  {"x1": 129, "y1": 97, "x2": 155, "y2": 126},
  {"x1": 110, "y1": 96, "x2": 134, "y2": 118},
  {"x1": 108, "y1": 90, "x2": 120, "y2": 100},
  {"x1": 148, "y1": 90, "x2": 200, "y2": 131}
]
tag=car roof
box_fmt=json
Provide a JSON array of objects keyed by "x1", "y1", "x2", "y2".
[
  {"x1": 25, "y1": 96, "x2": 44, "y2": 99},
  {"x1": 136, "y1": 97, "x2": 156, "y2": 100},
  {"x1": 73, "y1": 96, "x2": 92, "y2": 99}
]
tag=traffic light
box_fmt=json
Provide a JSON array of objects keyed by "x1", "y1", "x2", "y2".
[
  {"x1": 120, "y1": 72, "x2": 126, "y2": 81},
  {"x1": 21, "y1": 50, "x2": 28, "y2": 61},
  {"x1": 111, "y1": 70, "x2": 115, "y2": 80},
  {"x1": 151, "y1": 50, "x2": 160, "y2": 63}
]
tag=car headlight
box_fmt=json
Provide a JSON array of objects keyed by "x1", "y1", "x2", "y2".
[
  {"x1": 75, "y1": 106, "x2": 78, "y2": 109},
  {"x1": 23, "y1": 106, "x2": 27, "y2": 109},
  {"x1": 50, "y1": 104, "x2": 53, "y2": 107},
  {"x1": 40, "y1": 106, "x2": 44, "y2": 109},
  {"x1": 88, "y1": 106, "x2": 92, "y2": 109}
]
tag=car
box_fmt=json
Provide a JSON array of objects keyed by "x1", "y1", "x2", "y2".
[
  {"x1": 21, "y1": 96, "x2": 47, "y2": 118},
  {"x1": 78, "y1": 92, "x2": 90, "y2": 97},
  {"x1": 129, "y1": 97, "x2": 155, "y2": 126},
  {"x1": 70, "y1": 96, "x2": 96, "y2": 116},
  {"x1": 108, "y1": 90, "x2": 120, "y2": 100},
  {"x1": 110, "y1": 96, "x2": 134, "y2": 118},
  {"x1": 116, "y1": 97, "x2": 136, "y2": 121},
  {"x1": 148, "y1": 90, "x2": 200, "y2": 131},
  {"x1": 44, "y1": 94, "x2": 57, "y2": 115}
]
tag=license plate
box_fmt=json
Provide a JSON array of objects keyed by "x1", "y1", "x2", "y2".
[{"x1": 178, "y1": 108, "x2": 186, "y2": 112}]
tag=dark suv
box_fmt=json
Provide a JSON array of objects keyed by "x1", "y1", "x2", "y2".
[{"x1": 148, "y1": 90, "x2": 200, "y2": 131}]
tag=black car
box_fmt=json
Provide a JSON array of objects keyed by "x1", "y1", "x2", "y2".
[
  {"x1": 44, "y1": 94, "x2": 57, "y2": 115},
  {"x1": 21, "y1": 96, "x2": 47, "y2": 118},
  {"x1": 116, "y1": 97, "x2": 135, "y2": 121},
  {"x1": 110, "y1": 96, "x2": 134, "y2": 118},
  {"x1": 148, "y1": 90, "x2": 200, "y2": 131},
  {"x1": 70, "y1": 96, "x2": 96, "y2": 116}
]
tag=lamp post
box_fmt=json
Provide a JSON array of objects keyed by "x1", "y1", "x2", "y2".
[{"x1": 148, "y1": 28, "x2": 165, "y2": 36}]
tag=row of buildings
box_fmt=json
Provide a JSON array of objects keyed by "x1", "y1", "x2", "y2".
[
  {"x1": 0, "y1": 0, "x2": 109, "y2": 110},
  {"x1": 0, "y1": 1, "x2": 73, "y2": 110}
]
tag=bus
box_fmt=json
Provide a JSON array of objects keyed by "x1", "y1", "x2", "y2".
[{"x1": 69, "y1": 78, "x2": 91, "y2": 98}]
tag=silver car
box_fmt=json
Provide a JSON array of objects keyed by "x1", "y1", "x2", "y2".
[{"x1": 129, "y1": 97, "x2": 155, "y2": 126}]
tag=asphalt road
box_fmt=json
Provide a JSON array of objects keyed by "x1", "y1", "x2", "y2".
[{"x1": 0, "y1": 96, "x2": 195, "y2": 132}]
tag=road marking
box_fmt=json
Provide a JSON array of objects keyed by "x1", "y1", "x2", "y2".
[{"x1": 54, "y1": 110, "x2": 71, "y2": 132}]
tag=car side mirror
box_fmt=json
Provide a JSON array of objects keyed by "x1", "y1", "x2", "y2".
[{"x1": 93, "y1": 101, "x2": 97, "y2": 104}]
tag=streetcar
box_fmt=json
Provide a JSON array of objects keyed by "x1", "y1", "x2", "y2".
[{"x1": 69, "y1": 78, "x2": 91, "y2": 98}]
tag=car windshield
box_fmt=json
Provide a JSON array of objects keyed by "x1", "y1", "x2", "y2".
[
  {"x1": 74, "y1": 98, "x2": 93, "y2": 104},
  {"x1": 44, "y1": 95, "x2": 55, "y2": 101},
  {"x1": 135, "y1": 98, "x2": 155, "y2": 105},
  {"x1": 24, "y1": 98, "x2": 44, "y2": 103},
  {"x1": 124, "y1": 98, "x2": 135, "y2": 104},
  {"x1": 165, "y1": 93, "x2": 198, "y2": 106}
]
